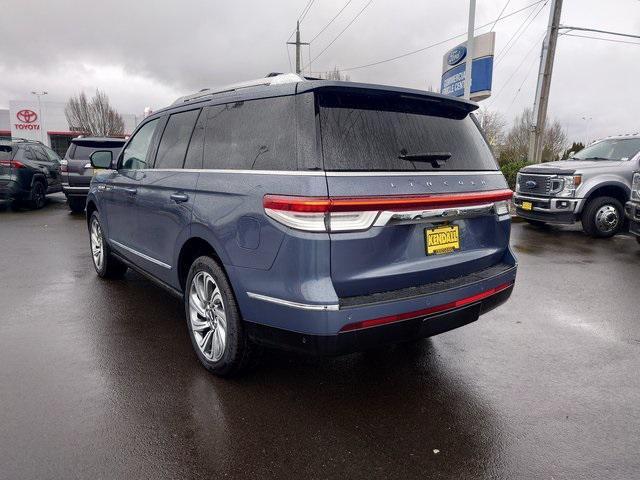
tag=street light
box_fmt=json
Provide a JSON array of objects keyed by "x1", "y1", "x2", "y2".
[{"x1": 31, "y1": 91, "x2": 48, "y2": 143}]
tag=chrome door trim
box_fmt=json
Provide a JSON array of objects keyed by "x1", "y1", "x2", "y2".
[
  {"x1": 324, "y1": 170, "x2": 502, "y2": 177},
  {"x1": 247, "y1": 292, "x2": 339, "y2": 311},
  {"x1": 110, "y1": 240, "x2": 172, "y2": 269}
]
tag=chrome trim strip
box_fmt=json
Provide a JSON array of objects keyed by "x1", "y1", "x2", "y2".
[
  {"x1": 139, "y1": 168, "x2": 324, "y2": 176},
  {"x1": 123, "y1": 168, "x2": 502, "y2": 177},
  {"x1": 110, "y1": 240, "x2": 172, "y2": 269},
  {"x1": 62, "y1": 185, "x2": 89, "y2": 191},
  {"x1": 246, "y1": 292, "x2": 339, "y2": 311},
  {"x1": 325, "y1": 171, "x2": 502, "y2": 177},
  {"x1": 373, "y1": 203, "x2": 496, "y2": 226}
]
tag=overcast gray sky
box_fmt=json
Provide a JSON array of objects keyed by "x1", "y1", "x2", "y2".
[{"x1": 1, "y1": 0, "x2": 639, "y2": 143}]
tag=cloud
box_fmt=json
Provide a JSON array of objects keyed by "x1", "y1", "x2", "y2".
[{"x1": 1, "y1": 0, "x2": 639, "y2": 142}]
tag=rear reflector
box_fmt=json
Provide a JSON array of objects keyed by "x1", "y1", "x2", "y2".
[
  {"x1": 339, "y1": 282, "x2": 514, "y2": 332},
  {"x1": 264, "y1": 189, "x2": 513, "y2": 232}
]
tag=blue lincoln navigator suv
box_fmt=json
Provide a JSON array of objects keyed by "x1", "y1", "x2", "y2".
[{"x1": 86, "y1": 73, "x2": 517, "y2": 376}]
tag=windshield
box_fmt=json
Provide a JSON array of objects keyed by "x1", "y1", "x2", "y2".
[
  {"x1": 573, "y1": 138, "x2": 640, "y2": 161},
  {"x1": 0, "y1": 145, "x2": 13, "y2": 161},
  {"x1": 318, "y1": 91, "x2": 498, "y2": 171}
]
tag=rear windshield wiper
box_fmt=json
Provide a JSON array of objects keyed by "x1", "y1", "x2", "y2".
[{"x1": 398, "y1": 150, "x2": 451, "y2": 168}]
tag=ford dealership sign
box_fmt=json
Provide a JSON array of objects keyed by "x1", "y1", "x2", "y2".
[
  {"x1": 447, "y1": 46, "x2": 467, "y2": 66},
  {"x1": 441, "y1": 32, "x2": 495, "y2": 102}
]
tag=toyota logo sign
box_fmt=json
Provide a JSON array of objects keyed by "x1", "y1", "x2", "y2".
[{"x1": 16, "y1": 109, "x2": 38, "y2": 123}]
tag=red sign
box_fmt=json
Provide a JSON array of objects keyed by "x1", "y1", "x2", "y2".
[
  {"x1": 16, "y1": 109, "x2": 38, "y2": 123},
  {"x1": 14, "y1": 109, "x2": 40, "y2": 130}
]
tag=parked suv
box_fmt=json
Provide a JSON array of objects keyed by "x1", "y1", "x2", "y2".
[
  {"x1": 61, "y1": 136, "x2": 125, "y2": 212},
  {"x1": 86, "y1": 74, "x2": 517, "y2": 376},
  {"x1": 0, "y1": 138, "x2": 62, "y2": 209},
  {"x1": 514, "y1": 135, "x2": 640, "y2": 237},
  {"x1": 624, "y1": 172, "x2": 640, "y2": 244}
]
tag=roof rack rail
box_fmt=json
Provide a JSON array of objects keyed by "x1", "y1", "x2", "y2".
[
  {"x1": 10, "y1": 137, "x2": 41, "y2": 143},
  {"x1": 172, "y1": 73, "x2": 305, "y2": 105}
]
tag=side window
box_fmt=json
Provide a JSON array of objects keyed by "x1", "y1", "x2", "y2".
[
  {"x1": 203, "y1": 96, "x2": 296, "y2": 170},
  {"x1": 120, "y1": 119, "x2": 159, "y2": 170},
  {"x1": 23, "y1": 148, "x2": 35, "y2": 161},
  {"x1": 32, "y1": 145, "x2": 49, "y2": 162},
  {"x1": 43, "y1": 146, "x2": 61, "y2": 162},
  {"x1": 184, "y1": 110, "x2": 206, "y2": 169},
  {"x1": 154, "y1": 109, "x2": 200, "y2": 169}
]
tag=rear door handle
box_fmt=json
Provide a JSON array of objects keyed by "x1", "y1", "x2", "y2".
[
  {"x1": 170, "y1": 192, "x2": 189, "y2": 203},
  {"x1": 122, "y1": 187, "x2": 137, "y2": 195}
]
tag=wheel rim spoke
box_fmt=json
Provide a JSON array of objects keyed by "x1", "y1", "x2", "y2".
[{"x1": 189, "y1": 270, "x2": 227, "y2": 362}]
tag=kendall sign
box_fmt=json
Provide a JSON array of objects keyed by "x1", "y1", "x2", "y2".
[{"x1": 15, "y1": 109, "x2": 40, "y2": 130}]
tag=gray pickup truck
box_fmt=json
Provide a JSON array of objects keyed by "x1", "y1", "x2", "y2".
[
  {"x1": 514, "y1": 134, "x2": 640, "y2": 238},
  {"x1": 624, "y1": 172, "x2": 640, "y2": 244}
]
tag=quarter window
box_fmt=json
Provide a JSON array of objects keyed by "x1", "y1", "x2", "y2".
[
  {"x1": 203, "y1": 96, "x2": 296, "y2": 170},
  {"x1": 154, "y1": 109, "x2": 201, "y2": 169},
  {"x1": 120, "y1": 119, "x2": 159, "y2": 170}
]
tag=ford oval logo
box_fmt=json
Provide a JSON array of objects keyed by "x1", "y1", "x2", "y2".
[
  {"x1": 525, "y1": 180, "x2": 537, "y2": 189},
  {"x1": 447, "y1": 46, "x2": 467, "y2": 66}
]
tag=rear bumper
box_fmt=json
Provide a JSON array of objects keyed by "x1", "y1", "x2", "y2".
[
  {"x1": 245, "y1": 283, "x2": 514, "y2": 355},
  {"x1": 62, "y1": 183, "x2": 89, "y2": 197},
  {"x1": 625, "y1": 201, "x2": 640, "y2": 236},
  {"x1": 238, "y1": 252, "x2": 517, "y2": 355}
]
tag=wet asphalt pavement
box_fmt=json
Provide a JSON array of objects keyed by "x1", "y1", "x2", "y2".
[{"x1": 1, "y1": 193, "x2": 639, "y2": 480}]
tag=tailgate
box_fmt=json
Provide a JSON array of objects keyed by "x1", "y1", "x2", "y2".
[
  {"x1": 326, "y1": 173, "x2": 512, "y2": 297},
  {"x1": 317, "y1": 88, "x2": 512, "y2": 298}
]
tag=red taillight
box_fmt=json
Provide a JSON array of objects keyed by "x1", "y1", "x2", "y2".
[
  {"x1": 339, "y1": 282, "x2": 514, "y2": 332},
  {"x1": 263, "y1": 189, "x2": 513, "y2": 232},
  {"x1": 0, "y1": 160, "x2": 25, "y2": 169}
]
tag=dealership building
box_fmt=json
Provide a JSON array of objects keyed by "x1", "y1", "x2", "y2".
[{"x1": 0, "y1": 100, "x2": 140, "y2": 157}]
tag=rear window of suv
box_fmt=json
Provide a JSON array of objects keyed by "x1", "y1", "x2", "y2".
[
  {"x1": 70, "y1": 141, "x2": 124, "y2": 160},
  {"x1": 0, "y1": 145, "x2": 12, "y2": 160},
  {"x1": 318, "y1": 90, "x2": 498, "y2": 171}
]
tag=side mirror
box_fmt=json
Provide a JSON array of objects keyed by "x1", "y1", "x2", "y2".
[
  {"x1": 89, "y1": 150, "x2": 114, "y2": 169},
  {"x1": 568, "y1": 151, "x2": 575, "y2": 158}
]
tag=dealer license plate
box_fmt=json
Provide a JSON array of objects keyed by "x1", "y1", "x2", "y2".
[
  {"x1": 522, "y1": 201, "x2": 533, "y2": 211},
  {"x1": 425, "y1": 225, "x2": 460, "y2": 256}
]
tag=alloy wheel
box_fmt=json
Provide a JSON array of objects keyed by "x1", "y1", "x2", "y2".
[
  {"x1": 189, "y1": 271, "x2": 227, "y2": 362},
  {"x1": 90, "y1": 218, "x2": 104, "y2": 270}
]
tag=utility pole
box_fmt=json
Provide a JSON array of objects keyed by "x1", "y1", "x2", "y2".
[
  {"x1": 287, "y1": 21, "x2": 309, "y2": 74},
  {"x1": 528, "y1": 0, "x2": 563, "y2": 163},
  {"x1": 463, "y1": 0, "x2": 476, "y2": 100}
]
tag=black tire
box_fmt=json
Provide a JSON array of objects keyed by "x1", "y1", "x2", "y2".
[
  {"x1": 28, "y1": 180, "x2": 46, "y2": 209},
  {"x1": 581, "y1": 196, "x2": 624, "y2": 238},
  {"x1": 184, "y1": 255, "x2": 258, "y2": 377},
  {"x1": 524, "y1": 219, "x2": 546, "y2": 227},
  {"x1": 89, "y1": 211, "x2": 128, "y2": 279},
  {"x1": 68, "y1": 197, "x2": 86, "y2": 213},
  {"x1": 636, "y1": 236, "x2": 640, "y2": 245}
]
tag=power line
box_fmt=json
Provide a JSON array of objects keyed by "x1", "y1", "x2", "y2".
[
  {"x1": 303, "y1": 0, "x2": 374, "y2": 69},
  {"x1": 320, "y1": 0, "x2": 545, "y2": 73},
  {"x1": 488, "y1": 30, "x2": 547, "y2": 104},
  {"x1": 287, "y1": 0, "x2": 316, "y2": 41},
  {"x1": 561, "y1": 32, "x2": 640, "y2": 46},
  {"x1": 490, "y1": 0, "x2": 512, "y2": 32},
  {"x1": 506, "y1": 52, "x2": 538, "y2": 110},
  {"x1": 310, "y1": 0, "x2": 354, "y2": 43},
  {"x1": 286, "y1": 44, "x2": 293, "y2": 71},
  {"x1": 495, "y1": 0, "x2": 548, "y2": 65}
]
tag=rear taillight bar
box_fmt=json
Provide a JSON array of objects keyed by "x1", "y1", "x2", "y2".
[
  {"x1": 0, "y1": 160, "x2": 25, "y2": 169},
  {"x1": 339, "y1": 282, "x2": 514, "y2": 332},
  {"x1": 263, "y1": 189, "x2": 513, "y2": 232}
]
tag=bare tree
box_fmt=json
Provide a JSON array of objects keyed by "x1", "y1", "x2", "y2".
[
  {"x1": 320, "y1": 67, "x2": 350, "y2": 81},
  {"x1": 476, "y1": 108, "x2": 506, "y2": 150},
  {"x1": 499, "y1": 108, "x2": 567, "y2": 164},
  {"x1": 65, "y1": 90, "x2": 125, "y2": 137}
]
